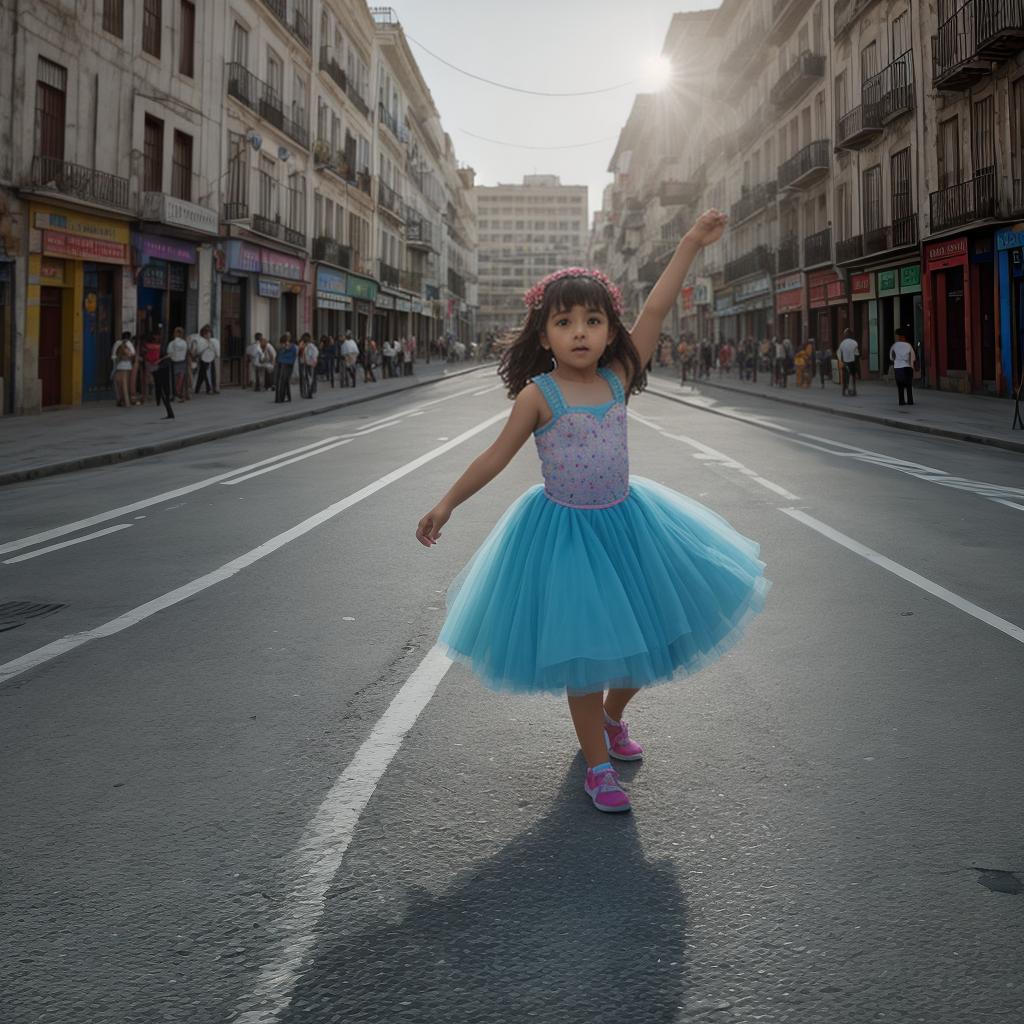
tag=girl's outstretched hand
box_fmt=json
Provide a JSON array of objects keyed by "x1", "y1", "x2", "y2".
[
  {"x1": 416, "y1": 504, "x2": 451, "y2": 547},
  {"x1": 685, "y1": 209, "x2": 728, "y2": 248}
]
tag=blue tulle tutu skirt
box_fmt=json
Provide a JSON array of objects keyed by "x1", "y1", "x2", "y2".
[{"x1": 439, "y1": 476, "x2": 770, "y2": 695}]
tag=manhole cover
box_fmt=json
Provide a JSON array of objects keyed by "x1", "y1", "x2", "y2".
[{"x1": 0, "y1": 601, "x2": 66, "y2": 633}]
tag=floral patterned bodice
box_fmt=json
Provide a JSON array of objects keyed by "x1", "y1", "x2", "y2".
[{"x1": 532, "y1": 366, "x2": 629, "y2": 509}]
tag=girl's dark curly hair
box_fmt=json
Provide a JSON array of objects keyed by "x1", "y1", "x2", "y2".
[{"x1": 497, "y1": 274, "x2": 647, "y2": 400}]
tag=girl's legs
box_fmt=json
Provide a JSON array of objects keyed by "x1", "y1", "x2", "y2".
[
  {"x1": 567, "y1": 691, "x2": 607, "y2": 769},
  {"x1": 604, "y1": 686, "x2": 640, "y2": 723}
]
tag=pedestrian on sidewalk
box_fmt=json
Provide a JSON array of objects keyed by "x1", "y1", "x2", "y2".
[
  {"x1": 110, "y1": 332, "x2": 135, "y2": 408},
  {"x1": 193, "y1": 325, "x2": 220, "y2": 394},
  {"x1": 416, "y1": 210, "x2": 769, "y2": 816},
  {"x1": 773, "y1": 337, "x2": 786, "y2": 387},
  {"x1": 167, "y1": 327, "x2": 190, "y2": 401},
  {"x1": 362, "y1": 339, "x2": 378, "y2": 383},
  {"x1": 141, "y1": 333, "x2": 162, "y2": 404},
  {"x1": 837, "y1": 329, "x2": 860, "y2": 396},
  {"x1": 299, "y1": 333, "x2": 319, "y2": 398},
  {"x1": 147, "y1": 331, "x2": 174, "y2": 419},
  {"x1": 254, "y1": 334, "x2": 275, "y2": 391},
  {"x1": 403, "y1": 336, "x2": 415, "y2": 376},
  {"x1": 676, "y1": 336, "x2": 690, "y2": 384},
  {"x1": 319, "y1": 335, "x2": 336, "y2": 388},
  {"x1": 340, "y1": 331, "x2": 359, "y2": 387},
  {"x1": 817, "y1": 341, "x2": 833, "y2": 388},
  {"x1": 245, "y1": 333, "x2": 261, "y2": 389},
  {"x1": 890, "y1": 329, "x2": 916, "y2": 407},
  {"x1": 274, "y1": 333, "x2": 296, "y2": 403}
]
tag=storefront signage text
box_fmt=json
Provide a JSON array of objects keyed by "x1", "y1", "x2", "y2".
[
  {"x1": 42, "y1": 229, "x2": 126, "y2": 264},
  {"x1": 134, "y1": 234, "x2": 197, "y2": 265}
]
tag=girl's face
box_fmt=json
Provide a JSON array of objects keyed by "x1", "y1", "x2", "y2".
[{"x1": 542, "y1": 304, "x2": 611, "y2": 369}]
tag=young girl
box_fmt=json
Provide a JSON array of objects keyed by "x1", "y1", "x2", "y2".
[{"x1": 416, "y1": 210, "x2": 770, "y2": 813}]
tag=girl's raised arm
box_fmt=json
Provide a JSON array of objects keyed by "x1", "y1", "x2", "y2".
[
  {"x1": 629, "y1": 209, "x2": 727, "y2": 367},
  {"x1": 416, "y1": 385, "x2": 542, "y2": 547}
]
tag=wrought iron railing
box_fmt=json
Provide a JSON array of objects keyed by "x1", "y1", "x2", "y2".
[
  {"x1": 282, "y1": 112, "x2": 309, "y2": 150},
  {"x1": 313, "y1": 237, "x2": 350, "y2": 267},
  {"x1": 778, "y1": 140, "x2": 831, "y2": 189},
  {"x1": 406, "y1": 217, "x2": 434, "y2": 247},
  {"x1": 319, "y1": 48, "x2": 347, "y2": 91},
  {"x1": 346, "y1": 80, "x2": 370, "y2": 118},
  {"x1": 836, "y1": 235, "x2": 864, "y2": 262},
  {"x1": 778, "y1": 235, "x2": 801, "y2": 271},
  {"x1": 867, "y1": 49, "x2": 915, "y2": 122},
  {"x1": 836, "y1": 102, "x2": 882, "y2": 148},
  {"x1": 223, "y1": 201, "x2": 248, "y2": 222},
  {"x1": 730, "y1": 181, "x2": 777, "y2": 224},
  {"x1": 803, "y1": 227, "x2": 832, "y2": 266},
  {"x1": 252, "y1": 213, "x2": 281, "y2": 239},
  {"x1": 929, "y1": 165, "x2": 997, "y2": 231},
  {"x1": 379, "y1": 261, "x2": 401, "y2": 288},
  {"x1": 770, "y1": 51, "x2": 826, "y2": 108},
  {"x1": 30, "y1": 155, "x2": 130, "y2": 209},
  {"x1": 377, "y1": 179, "x2": 404, "y2": 216},
  {"x1": 724, "y1": 245, "x2": 775, "y2": 283}
]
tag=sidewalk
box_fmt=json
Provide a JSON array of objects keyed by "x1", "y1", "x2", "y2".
[
  {"x1": 0, "y1": 360, "x2": 495, "y2": 486},
  {"x1": 647, "y1": 365, "x2": 1024, "y2": 455}
]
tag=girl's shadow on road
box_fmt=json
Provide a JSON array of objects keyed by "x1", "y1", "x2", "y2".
[{"x1": 276, "y1": 758, "x2": 688, "y2": 1023}]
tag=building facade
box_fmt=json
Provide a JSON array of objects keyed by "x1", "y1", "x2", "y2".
[
  {"x1": 475, "y1": 175, "x2": 588, "y2": 338},
  {"x1": 0, "y1": 0, "x2": 476, "y2": 414},
  {"x1": 594, "y1": 0, "x2": 1024, "y2": 398}
]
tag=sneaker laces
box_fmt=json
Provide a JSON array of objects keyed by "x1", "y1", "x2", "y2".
[
  {"x1": 607, "y1": 719, "x2": 629, "y2": 745},
  {"x1": 591, "y1": 768, "x2": 625, "y2": 795}
]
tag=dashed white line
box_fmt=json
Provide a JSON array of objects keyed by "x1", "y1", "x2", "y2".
[{"x1": 2, "y1": 524, "x2": 134, "y2": 564}]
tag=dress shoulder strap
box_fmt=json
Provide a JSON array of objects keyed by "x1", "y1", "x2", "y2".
[
  {"x1": 531, "y1": 373, "x2": 567, "y2": 417},
  {"x1": 599, "y1": 365, "x2": 626, "y2": 404}
]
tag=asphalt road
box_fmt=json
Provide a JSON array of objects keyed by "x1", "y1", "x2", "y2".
[{"x1": 2, "y1": 365, "x2": 1022, "y2": 1024}]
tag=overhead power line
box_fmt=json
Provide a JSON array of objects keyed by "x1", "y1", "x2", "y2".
[
  {"x1": 458, "y1": 128, "x2": 618, "y2": 150},
  {"x1": 406, "y1": 33, "x2": 638, "y2": 97}
]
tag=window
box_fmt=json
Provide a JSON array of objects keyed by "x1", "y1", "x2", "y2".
[
  {"x1": 891, "y1": 148, "x2": 913, "y2": 224},
  {"x1": 226, "y1": 132, "x2": 248, "y2": 213},
  {"x1": 1013, "y1": 78, "x2": 1024, "y2": 180},
  {"x1": 266, "y1": 50, "x2": 283, "y2": 103},
  {"x1": 862, "y1": 165, "x2": 883, "y2": 233},
  {"x1": 972, "y1": 95, "x2": 995, "y2": 173},
  {"x1": 835, "y1": 183, "x2": 851, "y2": 240},
  {"x1": 143, "y1": 115, "x2": 163, "y2": 192},
  {"x1": 834, "y1": 71, "x2": 847, "y2": 118},
  {"x1": 937, "y1": 117, "x2": 960, "y2": 191},
  {"x1": 288, "y1": 173, "x2": 305, "y2": 233},
  {"x1": 860, "y1": 41, "x2": 878, "y2": 84},
  {"x1": 259, "y1": 156, "x2": 276, "y2": 218},
  {"x1": 171, "y1": 130, "x2": 192, "y2": 200},
  {"x1": 179, "y1": 2, "x2": 195, "y2": 77},
  {"x1": 35, "y1": 58, "x2": 67, "y2": 163},
  {"x1": 143, "y1": 0, "x2": 162, "y2": 58},
  {"x1": 102, "y1": 0, "x2": 124, "y2": 38},
  {"x1": 891, "y1": 10, "x2": 910, "y2": 58},
  {"x1": 231, "y1": 22, "x2": 249, "y2": 66}
]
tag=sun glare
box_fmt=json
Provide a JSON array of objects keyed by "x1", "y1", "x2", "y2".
[{"x1": 642, "y1": 54, "x2": 675, "y2": 91}]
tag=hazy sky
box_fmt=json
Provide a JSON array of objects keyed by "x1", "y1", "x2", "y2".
[{"x1": 387, "y1": 0, "x2": 723, "y2": 220}]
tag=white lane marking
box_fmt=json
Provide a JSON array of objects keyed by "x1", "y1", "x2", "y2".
[
  {"x1": 993, "y1": 498, "x2": 1024, "y2": 512},
  {"x1": 220, "y1": 439, "x2": 354, "y2": 486},
  {"x1": 629, "y1": 410, "x2": 801, "y2": 501},
  {"x1": 0, "y1": 437, "x2": 341, "y2": 557},
  {"x1": 646, "y1": 385, "x2": 796, "y2": 433},
  {"x1": 0, "y1": 412, "x2": 506, "y2": 686},
  {"x1": 780, "y1": 508, "x2": 1024, "y2": 645},
  {"x1": 232, "y1": 644, "x2": 453, "y2": 1024},
  {"x1": 471, "y1": 383, "x2": 504, "y2": 396},
  {"x1": 2, "y1": 524, "x2": 134, "y2": 564}
]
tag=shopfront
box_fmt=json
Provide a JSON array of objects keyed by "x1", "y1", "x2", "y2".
[
  {"x1": 712, "y1": 289, "x2": 738, "y2": 345},
  {"x1": 774, "y1": 273, "x2": 804, "y2": 346},
  {"x1": 996, "y1": 227, "x2": 1024, "y2": 397},
  {"x1": 922, "y1": 237, "x2": 970, "y2": 391},
  {"x1": 28, "y1": 203, "x2": 130, "y2": 407},
  {"x1": 314, "y1": 266, "x2": 352, "y2": 338},
  {"x1": 850, "y1": 271, "x2": 879, "y2": 374},
  {"x1": 876, "y1": 264, "x2": 923, "y2": 377},
  {"x1": 133, "y1": 234, "x2": 197, "y2": 343},
  {"x1": 806, "y1": 269, "x2": 847, "y2": 350},
  {"x1": 344, "y1": 273, "x2": 377, "y2": 341},
  {"x1": 733, "y1": 273, "x2": 773, "y2": 343}
]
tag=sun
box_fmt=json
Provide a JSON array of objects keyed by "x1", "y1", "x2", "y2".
[{"x1": 641, "y1": 54, "x2": 675, "y2": 91}]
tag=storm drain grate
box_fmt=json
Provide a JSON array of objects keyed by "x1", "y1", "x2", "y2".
[{"x1": 0, "y1": 601, "x2": 66, "y2": 633}]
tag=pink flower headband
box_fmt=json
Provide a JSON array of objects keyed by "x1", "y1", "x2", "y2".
[{"x1": 523, "y1": 267, "x2": 624, "y2": 317}]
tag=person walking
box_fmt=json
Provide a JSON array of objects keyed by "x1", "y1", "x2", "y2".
[
  {"x1": 245, "y1": 333, "x2": 261, "y2": 389},
  {"x1": 274, "y1": 333, "x2": 297, "y2": 403},
  {"x1": 110, "y1": 332, "x2": 135, "y2": 408},
  {"x1": 773, "y1": 337, "x2": 787, "y2": 387},
  {"x1": 837, "y1": 329, "x2": 860, "y2": 396},
  {"x1": 817, "y1": 342, "x2": 832, "y2": 388},
  {"x1": 417, "y1": 212, "x2": 768, "y2": 815},
  {"x1": 319, "y1": 335, "x2": 336, "y2": 388},
  {"x1": 890, "y1": 329, "x2": 917, "y2": 407},
  {"x1": 340, "y1": 331, "x2": 359, "y2": 387},
  {"x1": 676, "y1": 336, "x2": 690, "y2": 384},
  {"x1": 145, "y1": 332, "x2": 175, "y2": 419},
  {"x1": 166, "y1": 327, "x2": 190, "y2": 401},
  {"x1": 193, "y1": 325, "x2": 220, "y2": 394},
  {"x1": 403, "y1": 336, "x2": 415, "y2": 376},
  {"x1": 300, "y1": 333, "x2": 319, "y2": 398},
  {"x1": 362, "y1": 338, "x2": 378, "y2": 383}
]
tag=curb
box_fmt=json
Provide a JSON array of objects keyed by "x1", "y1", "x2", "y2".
[
  {"x1": 0, "y1": 362, "x2": 498, "y2": 487},
  {"x1": 648, "y1": 377, "x2": 1024, "y2": 456}
]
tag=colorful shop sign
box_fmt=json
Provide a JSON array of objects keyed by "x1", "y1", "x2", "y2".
[
  {"x1": 133, "y1": 233, "x2": 197, "y2": 265},
  {"x1": 345, "y1": 272, "x2": 378, "y2": 302},
  {"x1": 316, "y1": 267, "x2": 352, "y2": 310},
  {"x1": 878, "y1": 264, "x2": 921, "y2": 296},
  {"x1": 850, "y1": 272, "x2": 874, "y2": 299},
  {"x1": 33, "y1": 205, "x2": 130, "y2": 246},
  {"x1": 225, "y1": 240, "x2": 262, "y2": 274},
  {"x1": 808, "y1": 269, "x2": 840, "y2": 309},
  {"x1": 996, "y1": 228, "x2": 1024, "y2": 251},
  {"x1": 42, "y1": 229, "x2": 127, "y2": 264},
  {"x1": 924, "y1": 237, "x2": 967, "y2": 267},
  {"x1": 258, "y1": 278, "x2": 282, "y2": 299},
  {"x1": 260, "y1": 248, "x2": 304, "y2": 282}
]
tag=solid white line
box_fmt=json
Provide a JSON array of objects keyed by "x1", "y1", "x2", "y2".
[
  {"x1": 2, "y1": 523, "x2": 134, "y2": 564},
  {"x1": 0, "y1": 411, "x2": 506, "y2": 686},
  {"x1": 220, "y1": 439, "x2": 355, "y2": 485},
  {"x1": 779, "y1": 507, "x2": 1024, "y2": 645},
  {"x1": 0, "y1": 437, "x2": 342, "y2": 557},
  {"x1": 232, "y1": 644, "x2": 453, "y2": 1024},
  {"x1": 993, "y1": 498, "x2": 1024, "y2": 512}
]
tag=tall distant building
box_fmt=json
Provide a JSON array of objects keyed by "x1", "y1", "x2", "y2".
[{"x1": 474, "y1": 175, "x2": 588, "y2": 337}]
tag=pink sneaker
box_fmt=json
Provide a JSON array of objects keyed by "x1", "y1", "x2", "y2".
[
  {"x1": 604, "y1": 717, "x2": 644, "y2": 761},
  {"x1": 585, "y1": 766, "x2": 632, "y2": 813}
]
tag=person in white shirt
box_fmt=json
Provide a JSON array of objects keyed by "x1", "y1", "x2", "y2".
[
  {"x1": 889, "y1": 329, "x2": 916, "y2": 407},
  {"x1": 837, "y1": 330, "x2": 860, "y2": 397},
  {"x1": 166, "y1": 327, "x2": 190, "y2": 400},
  {"x1": 299, "y1": 332, "x2": 319, "y2": 398},
  {"x1": 254, "y1": 335, "x2": 276, "y2": 391},
  {"x1": 340, "y1": 332, "x2": 359, "y2": 388},
  {"x1": 245, "y1": 333, "x2": 262, "y2": 389},
  {"x1": 193, "y1": 325, "x2": 221, "y2": 394},
  {"x1": 381, "y1": 339, "x2": 394, "y2": 378},
  {"x1": 772, "y1": 337, "x2": 787, "y2": 388},
  {"x1": 110, "y1": 332, "x2": 135, "y2": 408}
]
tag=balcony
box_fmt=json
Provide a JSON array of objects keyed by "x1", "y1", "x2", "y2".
[
  {"x1": 803, "y1": 227, "x2": 832, "y2": 267},
  {"x1": 778, "y1": 235, "x2": 801, "y2": 272},
  {"x1": 377, "y1": 179, "x2": 405, "y2": 220},
  {"x1": 930, "y1": 166, "x2": 997, "y2": 232},
  {"x1": 836, "y1": 235, "x2": 864, "y2": 263},
  {"x1": 346, "y1": 79, "x2": 370, "y2": 119},
  {"x1": 724, "y1": 245, "x2": 776, "y2": 283},
  {"x1": 933, "y1": 0, "x2": 1024, "y2": 90},
  {"x1": 769, "y1": 0, "x2": 815, "y2": 45},
  {"x1": 313, "y1": 236, "x2": 351, "y2": 268},
  {"x1": 314, "y1": 142, "x2": 358, "y2": 185},
  {"x1": 319, "y1": 47, "x2": 347, "y2": 92},
  {"x1": 730, "y1": 181, "x2": 778, "y2": 225},
  {"x1": 406, "y1": 216, "x2": 434, "y2": 250},
  {"x1": 863, "y1": 215, "x2": 919, "y2": 255},
  {"x1": 282, "y1": 112, "x2": 309, "y2": 150},
  {"x1": 29, "y1": 155, "x2": 130, "y2": 210},
  {"x1": 721, "y1": 15, "x2": 770, "y2": 76},
  {"x1": 379, "y1": 261, "x2": 401, "y2": 288},
  {"x1": 770, "y1": 51, "x2": 826, "y2": 109},
  {"x1": 778, "y1": 139, "x2": 831, "y2": 190},
  {"x1": 260, "y1": 0, "x2": 311, "y2": 50},
  {"x1": 870, "y1": 49, "x2": 915, "y2": 123},
  {"x1": 836, "y1": 102, "x2": 882, "y2": 150},
  {"x1": 833, "y1": 0, "x2": 876, "y2": 40},
  {"x1": 401, "y1": 269, "x2": 423, "y2": 294},
  {"x1": 223, "y1": 201, "x2": 249, "y2": 222},
  {"x1": 658, "y1": 179, "x2": 701, "y2": 206},
  {"x1": 225, "y1": 62, "x2": 294, "y2": 139},
  {"x1": 252, "y1": 213, "x2": 282, "y2": 239},
  {"x1": 378, "y1": 103, "x2": 408, "y2": 143}
]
